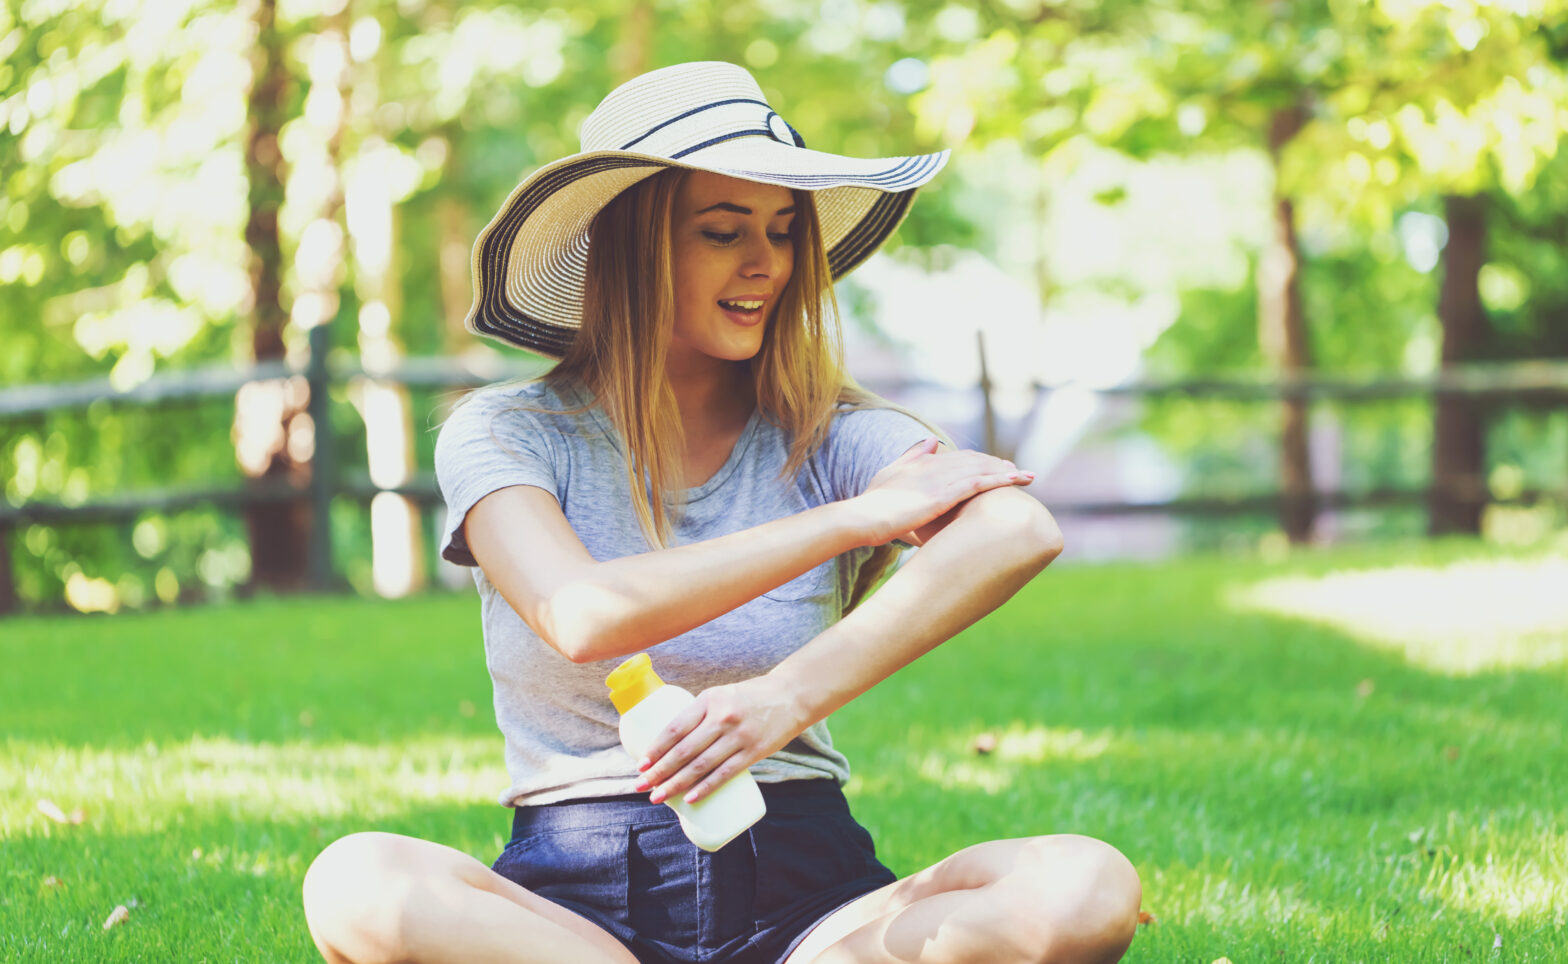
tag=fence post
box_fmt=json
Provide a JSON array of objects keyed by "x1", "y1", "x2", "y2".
[
  {"x1": 0, "y1": 522, "x2": 14, "y2": 615},
  {"x1": 977, "y1": 330, "x2": 999, "y2": 457},
  {"x1": 306, "y1": 323, "x2": 336, "y2": 590}
]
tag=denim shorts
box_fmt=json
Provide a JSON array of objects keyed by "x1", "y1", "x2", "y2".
[{"x1": 492, "y1": 779, "x2": 897, "y2": 964}]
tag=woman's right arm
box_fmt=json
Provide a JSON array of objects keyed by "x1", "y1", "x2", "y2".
[{"x1": 464, "y1": 439, "x2": 1025, "y2": 664}]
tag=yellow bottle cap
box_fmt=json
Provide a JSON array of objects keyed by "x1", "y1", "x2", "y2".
[{"x1": 605, "y1": 653, "x2": 665, "y2": 714}]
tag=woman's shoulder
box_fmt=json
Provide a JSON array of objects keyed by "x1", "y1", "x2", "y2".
[
  {"x1": 828, "y1": 401, "x2": 926, "y2": 435},
  {"x1": 449, "y1": 377, "x2": 587, "y2": 424},
  {"x1": 437, "y1": 377, "x2": 600, "y2": 455}
]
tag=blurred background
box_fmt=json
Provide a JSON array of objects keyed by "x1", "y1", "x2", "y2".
[{"x1": 2, "y1": 0, "x2": 1566, "y2": 615}]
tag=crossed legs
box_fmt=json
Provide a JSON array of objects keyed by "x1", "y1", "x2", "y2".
[
  {"x1": 302, "y1": 832, "x2": 637, "y2": 964},
  {"x1": 785, "y1": 835, "x2": 1140, "y2": 964},
  {"x1": 301, "y1": 831, "x2": 1139, "y2": 964}
]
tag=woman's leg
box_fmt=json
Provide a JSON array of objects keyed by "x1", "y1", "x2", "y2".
[
  {"x1": 301, "y1": 831, "x2": 641, "y2": 964},
  {"x1": 784, "y1": 834, "x2": 1140, "y2": 964}
]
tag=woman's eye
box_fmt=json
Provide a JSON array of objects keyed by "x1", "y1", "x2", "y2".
[
  {"x1": 768, "y1": 233, "x2": 792, "y2": 245},
  {"x1": 702, "y1": 231, "x2": 738, "y2": 243}
]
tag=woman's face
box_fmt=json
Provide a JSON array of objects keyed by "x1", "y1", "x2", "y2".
[{"x1": 667, "y1": 171, "x2": 796, "y2": 374}]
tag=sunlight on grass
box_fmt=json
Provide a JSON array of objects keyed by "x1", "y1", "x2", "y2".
[
  {"x1": 6, "y1": 548, "x2": 1567, "y2": 961},
  {"x1": 1, "y1": 735, "x2": 510, "y2": 839},
  {"x1": 1226, "y1": 554, "x2": 1568, "y2": 674},
  {"x1": 909, "y1": 724, "x2": 1115, "y2": 793},
  {"x1": 1429, "y1": 853, "x2": 1568, "y2": 920},
  {"x1": 1144, "y1": 863, "x2": 1323, "y2": 929},
  {"x1": 1418, "y1": 823, "x2": 1568, "y2": 921},
  {"x1": 993, "y1": 724, "x2": 1114, "y2": 764}
]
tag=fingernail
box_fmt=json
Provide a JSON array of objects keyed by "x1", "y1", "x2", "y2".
[
  {"x1": 633, "y1": 779, "x2": 650, "y2": 793},
  {"x1": 684, "y1": 791, "x2": 700, "y2": 804},
  {"x1": 636, "y1": 759, "x2": 651, "y2": 771},
  {"x1": 649, "y1": 790, "x2": 665, "y2": 805}
]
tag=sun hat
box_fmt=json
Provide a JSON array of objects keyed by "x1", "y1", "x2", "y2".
[{"x1": 465, "y1": 61, "x2": 950, "y2": 358}]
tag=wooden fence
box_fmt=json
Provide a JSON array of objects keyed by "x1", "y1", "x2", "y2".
[{"x1": 2, "y1": 327, "x2": 1566, "y2": 613}]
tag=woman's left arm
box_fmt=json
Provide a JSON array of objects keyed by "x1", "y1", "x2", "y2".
[{"x1": 635, "y1": 485, "x2": 1062, "y2": 805}]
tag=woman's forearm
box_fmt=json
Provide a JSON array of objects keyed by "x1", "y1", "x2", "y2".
[
  {"x1": 550, "y1": 499, "x2": 867, "y2": 663},
  {"x1": 766, "y1": 487, "x2": 1063, "y2": 726},
  {"x1": 622, "y1": 485, "x2": 1060, "y2": 808}
]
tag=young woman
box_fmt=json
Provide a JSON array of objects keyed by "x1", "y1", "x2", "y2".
[{"x1": 302, "y1": 62, "x2": 1140, "y2": 964}]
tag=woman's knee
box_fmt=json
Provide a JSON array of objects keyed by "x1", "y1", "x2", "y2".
[
  {"x1": 1004, "y1": 834, "x2": 1142, "y2": 964},
  {"x1": 302, "y1": 832, "x2": 427, "y2": 964}
]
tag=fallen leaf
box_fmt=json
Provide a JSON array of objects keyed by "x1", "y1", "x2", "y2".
[
  {"x1": 102, "y1": 905, "x2": 129, "y2": 931},
  {"x1": 36, "y1": 799, "x2": 83, "y2": 824},
  {"x1": 973, "y1": 733, "x2": 998, "y2": 755},
  {"x1": 42, "y1": 876, "x2": 62, "y2": 888},
  {"x1": 1212, "y1": 958, "x2": 1234, "y2": 964},
  {"x1": 1137, "y1": 910, "x2": 1156, "y2": 925},
  {"x1": 1444, "y1": 745, "x2": 1460, "y2": 762}
]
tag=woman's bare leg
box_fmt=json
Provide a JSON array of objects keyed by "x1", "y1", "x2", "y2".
[
  {"x1": 786, "y1": 834, "x2": 1140, "y2": 964},
  {"x1": 301, "y1": 831, "x2": 640, "y2": 964}
]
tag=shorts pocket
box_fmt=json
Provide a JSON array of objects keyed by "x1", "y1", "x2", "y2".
[
  {"x1": 493, "y1": 825, "x2": 630, "y2": 922},
  {"x1": 747, "y1": 811, "x2": 873, "y2": 918}
]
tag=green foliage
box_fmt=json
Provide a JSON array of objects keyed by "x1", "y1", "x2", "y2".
[{"x1": 4, "y1": 0, "x2": 1568, "y2": 610}]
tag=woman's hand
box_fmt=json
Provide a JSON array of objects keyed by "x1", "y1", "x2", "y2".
[
  {"x1": 852, "y1": 438, "x2": 1034, "y2": 547},
  {"x1": 633, "y1": 675, "x2": 806, "y2": 806}
]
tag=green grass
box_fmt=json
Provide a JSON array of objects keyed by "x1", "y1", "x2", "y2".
[{"x1": 4, "y1": 538, "x2": 1567, "y2": 962}]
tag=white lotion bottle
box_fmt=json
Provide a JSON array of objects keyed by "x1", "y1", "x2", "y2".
[{"x1": 606, "y1": 653, "x2": 766, "y2": 852}]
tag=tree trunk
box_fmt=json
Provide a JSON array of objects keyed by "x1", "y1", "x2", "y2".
[
  {"x1": 1259, "y1": 102, "x2": 1315, "y2": 543},
  {"x1": 239, "y1": 0, "x2": 311, "y2": 591},
  {"x1": 437, "y1": 190, "x2": 473, "y2": 354},
  {"x1": 351, "y1": 168, "x2": 426, "y2": 598},
  {"x1": 1430, "y1": 194, "x2": 1489, "y2": 535},
  {"x1": 0, "y1": 523, "x2": 14, "y2": 614},
  {"x1": 611, "y1": 0, "x2": 654, "y2": 84}
]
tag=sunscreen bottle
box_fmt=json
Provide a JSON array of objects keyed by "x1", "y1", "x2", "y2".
[{"x1": 606, "y1": 653, "x2": 766, "y2": 852}]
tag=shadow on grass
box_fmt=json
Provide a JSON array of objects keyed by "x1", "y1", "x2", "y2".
[{"x1": 1, "y1": 593, "x2": 495, "y2": 747}]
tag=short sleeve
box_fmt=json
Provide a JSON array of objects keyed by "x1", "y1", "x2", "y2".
[
  {"x1": 821, "y1": 406, "x2": 936, "y2": 504},
  {"x1": 434, "y1": 389, "x2": 559, "y2": 567}
]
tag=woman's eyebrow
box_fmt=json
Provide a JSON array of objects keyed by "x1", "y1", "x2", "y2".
[{"x1": 695, "y1": 202, "x2": 797, "y2": 216}]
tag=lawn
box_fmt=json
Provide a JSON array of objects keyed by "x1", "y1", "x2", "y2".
[{"x1": 4, "y1": 538, "x2": 1566, "y2": 962}]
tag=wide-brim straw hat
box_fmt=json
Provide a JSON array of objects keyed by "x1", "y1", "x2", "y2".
[{"x1": 465, "y1": 61, "x2": 950, "y2": 358}]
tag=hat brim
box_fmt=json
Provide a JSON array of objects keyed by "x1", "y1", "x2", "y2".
[{"x1": 466, "y1": 139, "x2": 949, "y2": 358}]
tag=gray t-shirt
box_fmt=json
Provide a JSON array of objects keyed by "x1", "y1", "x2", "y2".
[{"x1": 435, "y1": 377, "x2": 933, "y2": 807}]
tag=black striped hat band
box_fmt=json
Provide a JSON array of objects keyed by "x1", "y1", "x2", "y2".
[{"x1": 464, "y1": 61, "x2": 948, "y2": 358}]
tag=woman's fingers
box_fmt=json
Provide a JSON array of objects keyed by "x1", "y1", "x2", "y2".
[
  {"x1": 675, "y1": 748, "x2": 751, "y2": 804},
  {"x1": 637, "y1": 722, "x2": 720, "y2": 796},
  {"x1": 635, "y1": 701, "x2": 714, "y2": 787},
  {"x1": 648, "y1": 740, "x2": 744, "y2": 805},
  {"x1": 633, "y1": 677, "x2": 804, "y2": 806}
]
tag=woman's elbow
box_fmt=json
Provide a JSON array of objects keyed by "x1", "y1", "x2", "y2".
[
  {"x1": 1030, "y1": 511, "x2": 1064, "y2": 567},
  {"x1": 965, "y1": 488, "x2": 1064, "y2": 566},
  {"x1": 540, "y1": 585, "x2": 626, "y2": 663}
]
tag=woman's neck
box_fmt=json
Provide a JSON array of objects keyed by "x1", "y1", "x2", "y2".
[{"x1": 667, "y1": 361, "x2": 755, "y2": 432}]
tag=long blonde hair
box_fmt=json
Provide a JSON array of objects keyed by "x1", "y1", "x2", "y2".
[{"x1": 513, "y1": 168, "x2": 949, "y2": 612}]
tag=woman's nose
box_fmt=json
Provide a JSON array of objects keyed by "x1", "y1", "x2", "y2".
[{"x1": 740, "y1": 233, "x2": 783, "y2": 278}]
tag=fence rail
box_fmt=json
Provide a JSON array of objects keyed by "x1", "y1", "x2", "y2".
[{"x1": 2, "y1": 344, "x2": 1566, "y2": 613}]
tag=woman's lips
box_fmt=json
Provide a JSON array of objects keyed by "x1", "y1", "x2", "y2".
[{"x1": 718, "y1": 298, "x2": 767, "y2": 326}]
